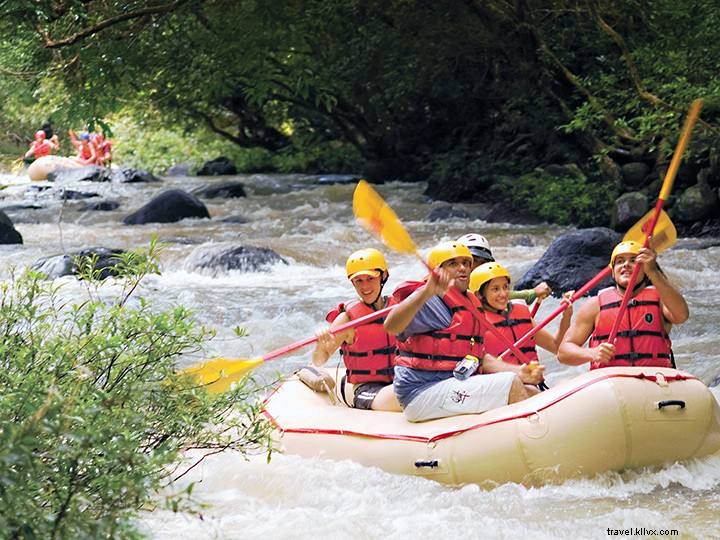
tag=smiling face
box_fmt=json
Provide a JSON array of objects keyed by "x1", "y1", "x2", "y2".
[
  {"x1": 483, "y1": 276, "x2": 511, "y2": 311},
  {"x1": 440, "y1": 256, "x2": 473, "y2": 292},
  {"x1": 351, "y1": 274, "x2": 382, "y2": 304},
  {"x1": 612, "y1": 253, "x2": 645, "y2": 288}
]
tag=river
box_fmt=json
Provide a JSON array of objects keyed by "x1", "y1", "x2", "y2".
[{"x1": 0, "y1": 170, "x2": 718, "y2": 539}]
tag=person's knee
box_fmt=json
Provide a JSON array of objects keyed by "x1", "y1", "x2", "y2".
[{"x1": 507, "y1": 376, "x2": 529, "y2": 404}]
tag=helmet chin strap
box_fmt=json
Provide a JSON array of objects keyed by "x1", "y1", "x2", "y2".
[
  {"x1": 614, "y1": 275, "x2": 651, "y2": 294},
  {"x1": 364, "y1": 271, "x2": 388, "y2": 308}
]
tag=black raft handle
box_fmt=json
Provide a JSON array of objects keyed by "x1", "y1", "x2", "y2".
[
  {"x1": 414, "y1": 460, "x2": 439, "y2": 469},
  {"x1": 657, "y1": 400, "x2": 686, "y2": 410}
]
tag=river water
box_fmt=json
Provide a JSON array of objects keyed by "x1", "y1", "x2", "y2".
[{"x1": 0, "y1": 170, "x2": 718, "y2": 539}]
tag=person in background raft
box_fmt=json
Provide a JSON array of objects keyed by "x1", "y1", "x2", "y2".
[
  {"x1": 23, "y1": 130, "x2": 59, "y2": 163},
  {"x1": 457, "y1": 233, "x2": 552, "y2": 305},
  {"x1": 304, "y1": 248, "x2": 401, "y2": 411},
  {"x1": 68, "y1": 129, "x2": 97, "y2": 166},
  {"x1": 384, "y1": 241, "x2": 544, "y2": 422},
  {"x1": 557, "y1": 240, "x2": 689, "y2": 369},
  {"x1": 469, "y1": 261, "x2": 574, "y2": 391},
  {"x1": 92, "y1": 132, "x2": 113, "y2": 167}
]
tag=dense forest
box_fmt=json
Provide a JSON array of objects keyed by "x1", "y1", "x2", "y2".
[{"x1": 2, "y1": 0, "x2": 720, "y2": 230}]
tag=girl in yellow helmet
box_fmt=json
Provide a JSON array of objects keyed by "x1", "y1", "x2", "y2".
[{"x1": 306, "y1": 248, "x2": 401, "y2": 411}]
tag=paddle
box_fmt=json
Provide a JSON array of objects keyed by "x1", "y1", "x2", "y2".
[
  {"x1": 178, "y1": 304, "x2": 395, "y2": 394},
  {"x1": 606, "y1": 99, "x2": 702, "y2": 344},
  {"x1": 353, "y1": 179, "x2": 533, "y2": 364},
  {"x1": 496, "y1": 208, "x2": 677, "y2": 359}
]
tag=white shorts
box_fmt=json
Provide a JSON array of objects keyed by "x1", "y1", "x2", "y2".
[{"x1": 402, "y1": 372, "x2": 516, "y2": 423}]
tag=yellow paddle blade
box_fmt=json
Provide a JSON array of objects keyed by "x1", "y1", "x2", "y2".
[
  {"x1": 353, "y1": 179, "x2": 420, "y2": 257},
  {"x1": 177, "y1": 357, "x2": 264, "y2": 394},
  {"x1": 623, "y1": 208, "x2": 677, "y2": 254}
]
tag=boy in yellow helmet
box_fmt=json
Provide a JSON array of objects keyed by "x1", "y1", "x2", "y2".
[{"x1": 558, "y1": 241, "x2": 688, "y2": 369}]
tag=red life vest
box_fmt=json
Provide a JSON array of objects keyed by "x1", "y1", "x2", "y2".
[
  {"x1": 483, "y1": 300, "x2": 538, "y2": 365},
  {"x1": 31, "y1": 140, "x2": 53, "y2": 158},
  {"x1": 326, "y1": 297, "x2": 397, "y2": 384},
  {"x1": 589, "y1": 286, "x2": 672, "y2": 370},
  {"x1": 393, "y1": 281, "x2": 484, "y2": 372}
]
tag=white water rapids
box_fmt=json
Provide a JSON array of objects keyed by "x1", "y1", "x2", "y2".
[{"x1": 0, "y1": 170, "x2": 718, "y2": 539}]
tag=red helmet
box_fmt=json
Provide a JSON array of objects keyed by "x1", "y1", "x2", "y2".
[{"x1": 35, "y1": 130, "x2": 46, "y2": 140}]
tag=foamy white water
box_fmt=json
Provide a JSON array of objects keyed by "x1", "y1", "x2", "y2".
[{"x1": 1, "y1": 170, "x2": 718, "y2": 539}]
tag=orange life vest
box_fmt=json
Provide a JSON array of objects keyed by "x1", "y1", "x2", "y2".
[
  {"x1": 483, "y1": 300, "x2": 538, "y2": 364},
  {"x1": 326, "y1": 297, "x2": 397, "y2": 384},
  {"x1": 393, "y1": 282, "x2": 484, "y2": 372},
  {"x1": 589, "y1": 286, "x2": 672, "y2": 370}
]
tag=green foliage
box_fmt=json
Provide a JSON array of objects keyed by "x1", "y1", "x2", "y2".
[
  {"x1": 0, "y1": 240, "x2": 275, "y2": 539},
  {"x1": 501, "y1": 170, "x2": 617, "y2": 228}
]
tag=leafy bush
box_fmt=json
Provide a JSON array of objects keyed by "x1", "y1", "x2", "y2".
[
  {"x1": 0, "y1": 239, "x2": 274, "y2": 539},
  {"x1": 501, "y1": 169, "x2": 617, "y2": 227}
]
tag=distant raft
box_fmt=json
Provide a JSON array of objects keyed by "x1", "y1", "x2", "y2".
[
  {"x1": 262, "y1": 367, "x2": 720, "y2": 486},
  {"x1": 27, "y1": 155, "x2": 83, "y2": 181}
]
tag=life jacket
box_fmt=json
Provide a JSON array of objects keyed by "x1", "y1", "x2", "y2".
[
  {"x1": 483, "y1": 300, "x2": 538, "y2": 365},
  {"x1": 31, "y1": 140, "x2": 53, "y2": 158},
  {"x1": 326, "y1": 297, "x2": 397, "y2": 384},
  {"x1": 589, "y1": 286, "x2": 672, "y2": 370},
  {"x1": 393, "y1": 281, "x2": 484, "y2": 372}
]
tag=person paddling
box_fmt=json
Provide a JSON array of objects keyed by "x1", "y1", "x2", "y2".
[
  {"x1": 68, "y1": 129, "x2": 97, "y2": 166},
  {"x1": 557, "y1": 240, "x2": 688, "y2": 369},
  {"x1": 469, "y1": 262, "x2": 573, "y2": 390},
  {"x1": 306, "y1": 248, "x2": 401, "y2": 411},
  {"x1": 23, "y1": 130, "x2": 59, "y2": 162},
  {"x1": 385, "y1": 240, "x2": 544, "y2": 422}
]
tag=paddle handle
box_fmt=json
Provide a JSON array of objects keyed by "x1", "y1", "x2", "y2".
[
  {"x1": 261, "y1": 304, "x2": 395, "y2": 363},
  {"x1": 498, "y1": 266, "x2": 612, "y2": 359},
  {"x1": 606, "y1": 99, "x2": 702, "y2": 344},
  {"x1": 530, "y1": 299, "x2": 541, "y2": 318}
]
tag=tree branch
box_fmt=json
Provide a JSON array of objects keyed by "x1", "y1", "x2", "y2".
[{"x1": 35, "y1": 0, "x2": 199, "y2": 48}]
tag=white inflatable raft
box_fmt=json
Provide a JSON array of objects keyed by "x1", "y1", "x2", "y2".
[
  {"x1": 27, "y1": 155, "x2": 83, "y2": 181},
  {"x1": 262, "y1": 367, "x2": 720, "y2": 486}
]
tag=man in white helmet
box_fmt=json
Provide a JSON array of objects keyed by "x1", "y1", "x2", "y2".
[{"x1": 457, "y1": 233, "x2": 553, "y2": 305}]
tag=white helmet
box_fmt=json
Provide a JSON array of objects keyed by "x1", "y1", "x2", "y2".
[{"x1": 457, "y1": 233, "x2": 494, "y2": 262}]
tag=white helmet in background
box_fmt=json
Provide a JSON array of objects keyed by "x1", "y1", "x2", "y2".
[{"x1": 457, "y1": 233, "x2": 494, "y2": 262}]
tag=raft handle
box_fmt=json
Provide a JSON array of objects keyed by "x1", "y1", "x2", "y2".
[
  {"x1": 656, "y1": 400, "x2": 686, "y2": 410},
  {"x1": 414, "y1": 460, "x2": 439, "y2": 469}
]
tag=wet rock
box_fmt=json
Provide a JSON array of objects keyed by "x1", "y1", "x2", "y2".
[
  {"x1": 673, "y1": 184, "x2": 719, "y2": 224},
  {"x1": 611, "y1": 191, "x2": 649, "y2": 231},
  {"x1": 193, "y1": 245, "x2": 288, "y2": 274},
  {"x1": 47, "y1": 165, "x2": 112, "y2": 183},
  {"x1": 427, "y1": 205, "x2": 470, "y2": 222},
  {"x1": 196, "y1": 181, "x2": 247, "y2": 199},
  {"x1": 80, "y1": 200, "x2": 121, "y2": 212},
  {"x1": 116, "y1": 169, "x2": 162, "y2": 183},
  {"x1": 316, "y1": 174, "x2": 363, "y2": 185},
  {"x1": 32, "y1": 247, "x2": 127, "y2": 279},
  {"x1": 197, "y1": 156, "x2": 238, "y2": 176},
  {"x1": 166, "y1": 163, "x2": 191, "y2": 176},
  {"x1": 0, "y1": 210, "x2": 23, "y2": 244},
  {"x1": 515, "y1": 227, "x2": 621, "y2": 296},
  {"x1": 123, "y1": 189, "x2": 210, "y2": 225}
]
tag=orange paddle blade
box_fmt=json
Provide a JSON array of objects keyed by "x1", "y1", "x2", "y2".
[
  {"x1": 178, "y1": 356, "x2": 264, "y2": 394},
  {"x1": 353, "y1": 179, "x2": 420, "y2": 257},
  {"x1": 618, "y1": 208, "x2": 676, "y2": 263}
]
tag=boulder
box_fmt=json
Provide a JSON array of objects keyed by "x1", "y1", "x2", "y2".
[
  {"x1": 193, "y1": 245, "x2": 288, "y2": 274},
  {"x1": 0, "y1": 210, "x2": 23, "y2": 244},
  {"x1": 196, "y1": 181, "x2": 247, "y2": 199},
  {"x1": 672, "y1": 184, "x2": 720, "y2": 224},
  {"x1": 116, "y1": 169, "x2": 162, "y2": 183},
  {"x1": 197, "y1": 156, "x2": 238, "y2": 176},
  {"x1": 122, "y1": 189, "x2": 210, "y2": 225},
  {"x1": 32, "y1": 247, "x2": 127, "y2": 279},
  {"x1": 515, "y1": 227, "x2": 621, "y2": 296},
  {"x1": 47, "y1": 165, "x2": 112, "y2": 183},
  {"x1": 611, "y1": 191, "x2": 648, "y2": 231}
]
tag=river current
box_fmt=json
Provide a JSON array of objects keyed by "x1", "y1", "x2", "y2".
[{"x1": 0, "y1": 170, "x2": 718, "y2": 539}]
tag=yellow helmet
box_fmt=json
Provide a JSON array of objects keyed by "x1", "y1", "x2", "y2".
[
  {"x1": 346, "y1": 248, "x2": 387, "y2": 280},
  {"x1": 427, "y1": 241, "x2": 472, "y2": 269},
  {"x1": 469, "y1": 262, "x2": 511, "y2": 294},
  {"x1": 610, "y1": 240, "x2": 642, "y2": 267}
]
